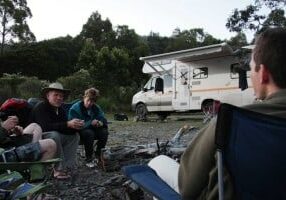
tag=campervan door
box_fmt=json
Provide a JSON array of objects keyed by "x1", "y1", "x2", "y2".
[
  {"x1": 172, "y1": 62, "x2": 192, "y2": 111},
  {"x1": 142, "y1": 73, "x2": 173, "y2": 112}
]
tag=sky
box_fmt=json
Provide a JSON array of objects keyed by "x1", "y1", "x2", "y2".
[{"x1": 26, "y1": 0, "x2": 257, "y2": 42}]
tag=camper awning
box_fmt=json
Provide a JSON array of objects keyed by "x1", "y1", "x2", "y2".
[
  {"x1": 142, "y1": 60, "x2": 174, "y2": 74},
  {"x1": 140, "y1": 43, "x2": 233, "y2": 62},
  {"x1": 140, "y1": 43, "x2": 234, "y2": 73}
]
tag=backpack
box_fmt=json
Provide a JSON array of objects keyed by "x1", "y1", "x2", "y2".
[
  {"x1": 0, "y1": 98, "x2": 32, "y2": 127},
  {"x1": 0, "y1": 98, "x2": 28, "y2": 111}
]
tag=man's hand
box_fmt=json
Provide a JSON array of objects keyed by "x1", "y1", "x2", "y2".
[
  {"x1": 67, "y1": 119, "x2": 84, "y2": 130},
  {"x1": 12, "y1": 125, "x2": 23, "y2": 136},
  {"x1": 1, "y1": 116, "x2": 18, "y2": 133}
]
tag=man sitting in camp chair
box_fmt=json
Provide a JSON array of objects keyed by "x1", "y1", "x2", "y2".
[
  {"x1": 0, "y1": 117, "x2": 58, "y2": 200},
  {"x1": 145, "y1": 27, "x2": 286, "y2": 199},
  {"x1": 0, "y1": 116, "x2": 56, "y2": 162}
]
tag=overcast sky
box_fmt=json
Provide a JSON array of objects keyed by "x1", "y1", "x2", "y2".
[{"x1": 26, "y1": 0, "x2": 256, "y2": 42}]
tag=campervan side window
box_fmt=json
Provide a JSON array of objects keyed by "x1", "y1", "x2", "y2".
[
  {"x1": 230, "y1": 63, "x2": 250, "y2": 79},
  {"x1": 164, "y1": 74, "x2": 172, "y2": 88},
  {"x1": 193, "y1": 67, "x2": 208, "y2": 79}
]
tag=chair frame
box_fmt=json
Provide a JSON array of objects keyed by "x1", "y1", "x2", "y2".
[{"x1": 215, "y1": 103, "x2": 286, "y2": 200}]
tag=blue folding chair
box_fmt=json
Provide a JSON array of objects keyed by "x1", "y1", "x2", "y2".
[
  {"x1": 215, "y1": 103, "x2": 286, "y2": 200},
  {"x1": 122, "y1": 164, "x2": 181, "y2": 200}
]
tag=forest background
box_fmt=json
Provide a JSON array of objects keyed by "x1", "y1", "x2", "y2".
[{"x1": 0, "y1": 0, "x2": 285, "y2": 112}]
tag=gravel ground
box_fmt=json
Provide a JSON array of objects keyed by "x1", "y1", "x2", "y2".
[{"x1": 47, "y1": 113, "x2": 205, "y2": 200}]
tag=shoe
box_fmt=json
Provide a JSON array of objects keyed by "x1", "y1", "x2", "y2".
[{"x1": 85, "y1": 161, "x2": 96, "y2": 168}]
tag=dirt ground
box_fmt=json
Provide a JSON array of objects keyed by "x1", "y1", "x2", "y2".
[{"x1": 47, "y1": 113, "x2": 205, "y2": 200}]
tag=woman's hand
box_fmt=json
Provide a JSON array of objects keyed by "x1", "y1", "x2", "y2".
[{"x1": 91, "y1": 119, "x2": 103, "y2": 127}]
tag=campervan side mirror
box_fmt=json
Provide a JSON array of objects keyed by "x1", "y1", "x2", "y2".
[{"x1": 155, "y1": 77, "x2": 164, "y2": 93}]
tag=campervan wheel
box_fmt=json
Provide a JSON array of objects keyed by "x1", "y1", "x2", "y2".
[{"x1": 135, "y1": 103, "x2": 147, "y2": 121}]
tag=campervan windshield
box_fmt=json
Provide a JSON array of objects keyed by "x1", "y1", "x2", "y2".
[{"x1": 143, "y1": 77, "x2": 156, "y2": 91}]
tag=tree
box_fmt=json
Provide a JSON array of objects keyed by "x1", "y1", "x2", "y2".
[
  {"x1": 145, "y1": 32, "x2": 170, "y2": 54},
  {"x1": 79, "y1": 11, "x2": 115, "y2": 49},
  {"x1": 227, "y1": 32, "x2": 248, "y2": 50},
  {"x1": 0, "y1": 36, "x2": 80, "y2": 80},
  {"x1": 115, "y1": 25, "x2": 139, "y2": 51},
  {"x1": 76, "y1": 38, "x2": 97, "y2": 71},
  {"x1": 0, "y1": 0, "x2": 35, "y2": 55},
  {"x1": 89, "y1": 47, "x2": 131, "y2": 95},
  {"x1": 165, "y1": 28, "x2": 221, "y2": 52},
  {"x1": 114, "y1": 25, "x2": 149, "y2": 87},
  {"x1": 226, "y1": 0, "x2": 286, "y2": 34},
  {"x1": 260, "y1": 9, "x2": 286, "y2": 32}
]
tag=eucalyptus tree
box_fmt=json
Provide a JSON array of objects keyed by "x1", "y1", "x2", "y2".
[
  {"x1": 79, "y1": 11, "x2": 115, "y2": 49},
  {"x1": 165, "y1": 28, "x2": 221, "y2": 52},
  {"x1": 226, "y1": 0, "x2": 286, "y2": 35},
  {"x1": 0, "y1": 0, "x2": 35, "y2": 54}
]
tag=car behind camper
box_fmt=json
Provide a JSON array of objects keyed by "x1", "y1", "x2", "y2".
[{"x1": 132, "y1": 43, "x2": 254, "y2": 120}]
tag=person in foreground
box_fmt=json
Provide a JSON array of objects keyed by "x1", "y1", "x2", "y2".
[
  {"x1": 30, "y1": 83, "x2": 82, "y2": 179},
  {"x1": 0, "y1": 117, "x2": 56, "y2": 162},
  {"x1": 68, "y1": 88, "x2": 109, "y2": 168},
  {"x1": 149, "y1": 27, "x2": 286, "y2": 200}
]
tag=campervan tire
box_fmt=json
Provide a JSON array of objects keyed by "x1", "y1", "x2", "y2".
[{"x1": 135, "y1": 104, "x2": 147, "y2": 121}]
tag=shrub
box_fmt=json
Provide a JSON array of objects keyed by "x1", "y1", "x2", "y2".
[
  {"x1": 17, "y1": 77, "x2": 43, "y2": 100},
  {"x1": 97, "y1": 97, "x2": 117, "y2": 113},
  {"x1": 0, "y1": 84, "x2": 13, "y2": 104}
]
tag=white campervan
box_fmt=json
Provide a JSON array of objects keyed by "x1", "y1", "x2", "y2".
[{"x1": 132, "y1": 43, "x2": 254, "y2": 120}]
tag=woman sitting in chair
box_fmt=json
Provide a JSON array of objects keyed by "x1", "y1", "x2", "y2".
[{"x1": 68, "y1": 88, "x2": 109, "y2": 168}]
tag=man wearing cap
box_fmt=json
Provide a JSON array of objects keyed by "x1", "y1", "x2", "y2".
[{"x1": 30, "y1": 82, "x2": 83, "y2": 179}]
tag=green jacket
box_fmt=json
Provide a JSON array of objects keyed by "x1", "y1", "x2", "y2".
[
  {"x1": 178, "y1": 89, "x2": 286, "y2": 200},
  {"x1": 68, "y1": 100, "x2": 107, "y2": 129}
]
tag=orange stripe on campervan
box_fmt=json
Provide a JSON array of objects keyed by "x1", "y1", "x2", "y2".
[{"x1": 192, "y1": 86, "x2": 253, "y2": 92}]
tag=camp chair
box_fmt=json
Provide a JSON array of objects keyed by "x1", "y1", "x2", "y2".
[
  {"x1": 122, "y1": 165, "x2": 181, "y2": 200},
  {"x1": 0, "y1": 170, "x2": 50, "y2": 200},
  {"x1": 0, "y1": 147, "x2": 61, "y2": 199},
  {"x1": 123, "y1": 103, "x2": 286, "y2": 200},
  {"x1": 0, "y1": 158, "x2": 61, "y2": 181},
  {"x1": 0, "y1": 147, "x2": 61, "y2": 181},
  {"x1": 215, "y1": 103, "x2": 286, "y2": 200}
]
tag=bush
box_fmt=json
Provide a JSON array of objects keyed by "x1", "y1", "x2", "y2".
[
  {"x1": 17, "y1": 77, "x2": 44, "y2": 100},
  {"x1": 0, "y1": 73, "x2": 26, "y2": 98},
  {"x1": 97, "y1": 97, "x2": 117, "y2": 113},
  {"x1": 103, "y1": 85, "x2": 138, "y2": 112},
  {"x1": 0, "y1": 84, "x2": 13, "y2": 104}
]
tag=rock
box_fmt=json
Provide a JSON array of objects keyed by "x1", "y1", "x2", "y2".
[{"x1": 45, "y1": 114, "x2": 203, "y2": 199}]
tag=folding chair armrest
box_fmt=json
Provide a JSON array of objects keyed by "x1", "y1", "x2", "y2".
[
  {"x1": 0, "y1": 158, "x2": 61, "y2": 170},
  {"x1": 122, "y1": 164, "x2": 181, "y2": 200}
]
